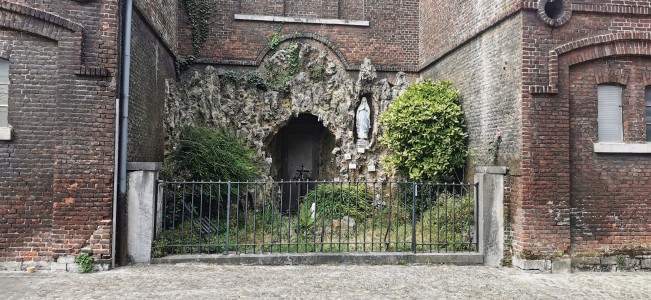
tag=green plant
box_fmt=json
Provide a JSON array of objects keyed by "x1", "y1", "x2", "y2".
[
  {"x1": 152, "y1": 238, "x2": 168, "y2": 258},
  {"x1": 300, "y1": 184, "x2": 373, "y2": 221},
  {"x1": 310, "y1": 62, "x2": 326, "y2": 81},
  {"x1": 267, "y1": 29, "x2": 283, "y2": 53},
  {"x1": 176, "y1": 55, "x2": 196, "y2": 74},
  {"x1": 219, "y1": 70, "x2": 240, "y2": 84},
  {"x1": 616, "y1": 255, "x2": 627, "y2": 269},
  {"x1": 419, "y1": 191, "x2": 475, "y2": 251},
  {"x1": 182, "y1": 0, "x2": 214, "y2": 54},
  {"x1": 287, "y1": 41, "x2": 300, "y2": 72},
  {"x1": 76, "y1": 253, "x2": 94, "y2": 273},
  {"x1": 162, "y1": 125, "x2": 262, "y2": 182},
  {"x1": 380, "y1": 79, "x2": 468, "y2": 182},
  {"x1": 243, "y1": 71, "x2": 268, "y2": 90}
]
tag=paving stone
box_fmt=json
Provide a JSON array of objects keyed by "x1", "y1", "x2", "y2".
[{"x1": 0, "y1": 264, "x2": 649, "y2": 299}]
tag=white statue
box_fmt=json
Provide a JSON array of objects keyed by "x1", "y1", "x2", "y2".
[{"x1": 356, "y1": 97, "x2": 371, "y2": 141}]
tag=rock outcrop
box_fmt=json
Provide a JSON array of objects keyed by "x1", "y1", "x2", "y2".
[{"x1": 165, "y1": 40, "x2": 410, "y2": 181}]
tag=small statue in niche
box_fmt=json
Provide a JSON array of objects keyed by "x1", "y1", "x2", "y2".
[{"x1": 356, "y1": 97, "x2": 371, "y2": 147}]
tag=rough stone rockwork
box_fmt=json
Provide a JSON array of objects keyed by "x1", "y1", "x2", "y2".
[{"x1": 166, "y1": 40, "x2": 409, "y2": 181}]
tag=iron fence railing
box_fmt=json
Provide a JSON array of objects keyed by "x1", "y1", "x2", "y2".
[{"x1": 153, "y1": 180, "x2": 477, "y2": 256}]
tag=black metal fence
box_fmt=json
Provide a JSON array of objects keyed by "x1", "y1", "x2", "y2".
[{"x1": 153, "y1": 181, "x2": 477, "y2": 256}]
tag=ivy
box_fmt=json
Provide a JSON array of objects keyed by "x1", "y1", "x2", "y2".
[
  {"x1": 183, "y1": 0, "x2": 214, "y2": 54},
  {"x1": 380, "y1": 80, "x2": 468, "y2": 182}
]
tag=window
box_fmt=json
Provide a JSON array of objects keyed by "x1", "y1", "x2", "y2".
[
  {"x1": 646, "y1": 87, "x2": 651, "y2": 142},
  {"x1": 0, "y1": 59, "x2": 10, "y2": 140},
  {"x1": 597, "y1": 85, "x2": 623, "y2": 143}
]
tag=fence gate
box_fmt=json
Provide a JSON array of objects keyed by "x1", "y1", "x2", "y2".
[{"x1": 153, "y1": 181, "x2": 477, "y2": 256}]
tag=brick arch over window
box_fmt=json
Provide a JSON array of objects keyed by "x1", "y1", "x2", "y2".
[
  {"x1": 0, "y1": 41, "x2": 9, "y2": 59},
  {"x1": 255, "y1": 32, "x2": 352, "y2": 70},
  {"x1": 531, "y1": 32, "x2": 651, "y2": 94},
  {"x1": 0, "y1": 2, "x2": 109, "y2": 76}
]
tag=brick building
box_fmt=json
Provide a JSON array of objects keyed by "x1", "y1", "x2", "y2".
[
  {"x1": 0, "y1": 0, "x2": 176, "y2": 270},
  {"x1": 1, "y1": 0, "x2": 649, "y2": 270}
]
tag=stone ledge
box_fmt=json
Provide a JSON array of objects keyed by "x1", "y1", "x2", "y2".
[
  {"x1": 512, "y1": 257, "x2": 572, "y2": 274},
  {"x1": 593, "y1": 142, "x2": 651, "y2": 154},
  {"x1": 475, "y1": 166, "x2": 508, "y2": 175},
  {"x1": 234, "y1": 14, "x2": 369, "y2": 27},
  {"x1": 0, "y1": 126, "x2": 10, "y2": 140},
  {"x1": 152, "y1": 252, "x2": 483, "y2": 266},
  {"x1": 127, "y1": 162, "x2": 162, "y2": 171}
]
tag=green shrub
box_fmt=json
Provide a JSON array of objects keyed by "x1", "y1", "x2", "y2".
[
  {"x1": 162, "y1": 125, "x2": 262, "y2": 182},
  {"x1": 300, "y1": 184, "x2": 373, "y2": 221},
  {"x1": 419, "y1": 191, "x2": 475, "y2": 251},
  {"x1": 380, "y1": 79, "x2": 468, "y2": 182}
]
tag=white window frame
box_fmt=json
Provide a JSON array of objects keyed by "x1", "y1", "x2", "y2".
[
  {"x1": 646, "y1": 87, "x2": 651, "y2": 142},
  {"x1": 0, "y1": 59, "x2": 10, "y2": 140},
  {"x1": 593, "y1": 84, "x2": 651, "y2": 153}
]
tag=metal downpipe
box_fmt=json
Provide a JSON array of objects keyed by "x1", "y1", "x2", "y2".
[{"x1": 116, "y1": 0, "x2": 133, "y2": 266}]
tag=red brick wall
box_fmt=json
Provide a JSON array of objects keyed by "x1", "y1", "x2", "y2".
[
  {"x1": 128, "y1": 7, "x2": 177, "y2": 162},
  {"x1": 568, "y1": 57, "x2": 651, "y2": 257},
  {"x1": 520, "y1": 4, "x2": 651, "y2": 259},
  {"x1": 180, "y1": 0, "x2": 419, "y2": 71},
  {"x1": 0, "y1": 0, "x2": 119, "y2": 265}
]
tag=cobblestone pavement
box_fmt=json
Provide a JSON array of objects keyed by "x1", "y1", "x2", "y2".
[{"x1": 0, "y1": 264, "x2": 649, "y2": 299}]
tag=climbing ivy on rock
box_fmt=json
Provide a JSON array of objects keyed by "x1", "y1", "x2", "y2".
[
  {"x1": 380, "y1": 80, "x2": 468, "y2": 182},
  {"x1": 183, "y1": 0, "x2": 214, "y2": 54}
]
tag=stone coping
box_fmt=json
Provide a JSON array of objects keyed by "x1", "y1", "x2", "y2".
[
  {"x1": 593, "y1": 142, "x2": 651, "y2": 154},
  {"x1": 234, "y1": 14, "x2": 369, "y2": 27},
  {"x1": 475, "y1": 166, "x2": 508, "y2": 175},
  {"x1": 152, "y1": 252, "x2": 483, "y2": 266},
  {"x1": 127, "y1": 162, "x2": 162, "y2": 171}
]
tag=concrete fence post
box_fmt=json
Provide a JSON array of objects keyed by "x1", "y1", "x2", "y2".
[
  {"x1": 126, "y1": 162, "x2": 162, "y2": 264},
  {"x1": 475, "y1": 166, "x2": 507, "y2": 267}
]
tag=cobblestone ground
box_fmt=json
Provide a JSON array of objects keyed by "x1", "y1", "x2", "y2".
[{"x1": 0, "y1": 264, "x2": 649, "y2": 299}]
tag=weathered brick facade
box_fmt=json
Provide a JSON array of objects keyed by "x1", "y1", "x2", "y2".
[
  {"x1": 0, "y1": 0, "x2": 118, "y2": 268},
  {"x1": 180, "y1": 0, "x2": 420, "y2": 71},
  {"x1": 0, "y1": 0, "x2": 177, "y2": 269},
  {"x1": 420, "y1": 0, "x2": 651, "y2": 267},
  {"x1": 128, "y1": 3, "x2": 177, "y2": 162},
  {"x1": 2, "y1": 0, "x2": 650, "y2": 270}
]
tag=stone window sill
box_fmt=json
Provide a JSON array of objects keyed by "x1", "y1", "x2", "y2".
[
  {"x1": 0, "y1": 126, "x2": 11, "y2": 140},
  {"x1": 234, "y1": 14, "x2": 369, "y2": 27},
  {"x1": 593, "y1": 142, "x2": 651, "y2": 153}
]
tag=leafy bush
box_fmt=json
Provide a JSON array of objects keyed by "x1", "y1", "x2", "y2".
[
  {"x1": 162, "y1": 125, "x2": 262, "y2": 182},
  {"x1": 380, "y1": 80, "x2": 468, "y2": 182},
  {"x1": 300, "y1": 184, "x2": 373, "y2": 221}
]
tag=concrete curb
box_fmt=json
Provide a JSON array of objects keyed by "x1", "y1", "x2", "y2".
[{"x1": 152, "y1": 252, "x2": 484, "y2": 266}]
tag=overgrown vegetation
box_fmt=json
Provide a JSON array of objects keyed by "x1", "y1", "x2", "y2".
[
  {"x1": 161, "y1": 125, "x2": 262, "y2": 182},
  {"x1": 380, "y1": 80, "x2": 468, "y2": 182},
  {"x1": 182, "y1": 0, "x2": 214, "y2": 54},
  {"x1": 76, "y1": 253, "x2": 93, "y2": 273},
  {"x1": 153, "y1": 183, "x2": 475, "y2": 257}
]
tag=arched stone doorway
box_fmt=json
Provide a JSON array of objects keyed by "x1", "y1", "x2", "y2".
[{"x1": 268, "y1": 114, "x2": 336, "y2": 210}]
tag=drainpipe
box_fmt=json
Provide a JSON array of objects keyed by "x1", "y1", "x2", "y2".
[{"x1": 115, "y1": 0, "x2": 133, "y2": 266}]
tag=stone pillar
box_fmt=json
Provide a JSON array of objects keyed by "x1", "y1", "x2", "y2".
[
  {"x1": 126, "y1": 162, "x2": 161, "y2": 264},
  {"x1": 475, "y1": 166, "x2": 506, "y2": 267}
]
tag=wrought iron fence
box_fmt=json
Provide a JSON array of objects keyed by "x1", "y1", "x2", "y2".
[{"x1": 153, "y1": 180, "x2": 477, "y2": 256}]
